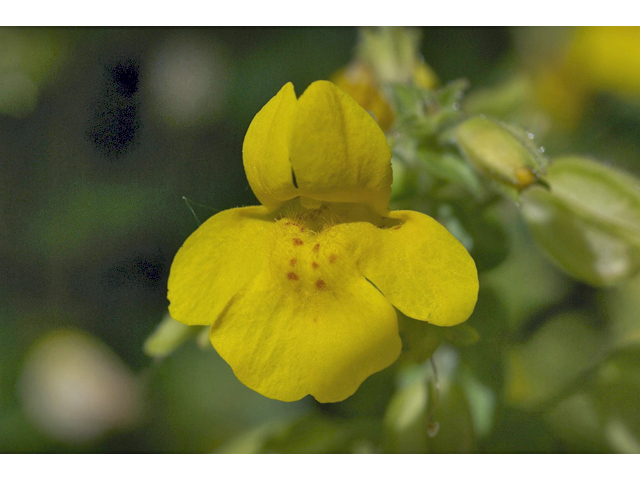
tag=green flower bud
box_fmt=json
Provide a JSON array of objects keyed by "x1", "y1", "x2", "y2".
[
  {"x1": 520, "y1": 156, "x2": 640, "y2": 287},
  {"x1": 357, "y1": 27, "x2": 435, "y2": 86},
  {"x1": 455, "y1": 116, "x2": 548, "y2": 191}
]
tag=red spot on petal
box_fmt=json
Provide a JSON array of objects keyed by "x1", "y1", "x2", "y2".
[
  {"x1": 290, "y1": 258, "x2": 297, "y2": 266},
  {"x1": 313, "y1": 243, "x2": 320, "y2": 252},
  {"x1": 393, "y1": 225, "x2": 402, "y2": 230},
  {"x1": 329, "y1": 254, "x2": 337, "y2": 264},
  {"x1": 315, "y1": 279, "x2": 326, "y2": 290},
  {"x1": 287, "y1": 272, "x2": 299, "y2": 281},
  {"x1": 293, "y1": 238, "x2": 304, "y2": 246},
  {"x1": 313, "y1": 317, "x2": 318, "y2": 323},
  {"x1": 311, "y1": 261, "x2": 319, "y2": 269}
]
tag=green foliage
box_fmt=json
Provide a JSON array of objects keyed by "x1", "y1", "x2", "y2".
[{"x1": 296, "y1": 26, "x2": 640, "y2": 453}]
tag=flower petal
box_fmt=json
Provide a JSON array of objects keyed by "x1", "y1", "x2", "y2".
[
  {"x1": 242, "y1": 82, "x2": 298, "y2": 209},
  {"x1": 359, "y1": 210, "x2": 479, "y2": 326},
  {"x1": 331, "y1": 62, "x2": 395, "y2": 131},
  {"x1": 209, "y1": 217, "x2": 401, "y2": 402},
  {"x1": 168, "y1": 206, "x2": 276, "y2": 326},
  {"x1": 290, "y1": 80, "x2": 393, "y2": 215}
]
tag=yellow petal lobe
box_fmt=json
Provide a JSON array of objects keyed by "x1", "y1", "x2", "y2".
[
  {"x1": 331, "y1": 62, "x2": 395, "y2": 131},
  {"x1": 242, "y1": 82, "x2": 298, "y2": 209},
  {"x1": 168, "y1": 206, "x2": 275, "y2": 326},
  {"x1": 289, "y1": 81, "x2": 392, "y2": 215},
  {"x1": 360, "y1": 210, "x2": 479, "y2": 326},
  {"x1": 210, "y1": 215, "x2": 402, "y2": 402}
]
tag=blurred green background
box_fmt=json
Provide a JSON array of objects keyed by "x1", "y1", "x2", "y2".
[{"x1": 1, "y1": 27, "x2": 639, "y2": 453}]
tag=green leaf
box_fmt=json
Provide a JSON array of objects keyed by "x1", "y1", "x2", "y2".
[
  {"x1": 601, "y1": 273, "x2": 640, "y2": 349},
  {"x1": 520, "y1": 156, "x2": 640, "y2": 286},
  {"x1": 482, "y1": 219, "x2": 572, "y2": 331},
  {"x1": 546, "y1": 347, "x2": 640, "y2": 453},
  {"x1": 383, "y1": 364, "x2": 430, "y2": 453},
  {"x1": 384, "y1": 348, "x2": 478, "y2": 453},
  {"x1": 504, "y1": 312, "x2": 607, "y2": 410},
  {"x1": 397, "y1": 314, "x2": 443, "y2": 366},
  {"x1": 260, "y1": 414, "x2": 379, "y2": 453},
  {"x1": 441, "y1": 324, "x2": 480, "y2": 347}
]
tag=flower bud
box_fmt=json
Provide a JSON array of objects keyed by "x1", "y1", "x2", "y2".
[
  {"x1": 455, "y1": 116, "x2": 547, "y2": 191},
  {"x1": 357, "y1": 27, "x2": 436, "y2": 86},
  {"x1": 520, "y1": 156, "x2": 640, "y2": 286}
]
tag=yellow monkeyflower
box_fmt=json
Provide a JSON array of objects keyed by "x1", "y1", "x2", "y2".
[{"x1": 168, "y1": 81, "x2": 478, "y2": 403}]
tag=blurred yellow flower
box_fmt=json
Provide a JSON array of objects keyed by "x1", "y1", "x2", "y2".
[
  {"x1": 168, "y1": 81, "x2": 478, "y2": 403},
  {"x1": 568, "y1": 26, "x2": 640, "y2": 98},
  {"x1": 532, "y1": 26, "x2": 640, "y2": 128}
]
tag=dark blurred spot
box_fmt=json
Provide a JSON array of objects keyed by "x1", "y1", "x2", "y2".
[
  {"x1": 65, "y1": 241, "x2": 170, "y2": 369},
  {"x1": 111, "y1": 62, "x2": 139, "y2": 98},
  {"x1": 103, "y1": 254, "x2": 165, "y2": 292},
  {"x1": 88, "y1": 60, "x2": 140, "y2": 158},
  {"x1": 134, "y1": 258, "x2": 163, "y2": 285}
]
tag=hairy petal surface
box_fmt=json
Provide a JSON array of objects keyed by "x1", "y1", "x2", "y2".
[
  {"x1": 359, "y1": 210, "x2": 479, "y2": 326},
  {"x1": 289, "y1": 81, "x2": 393, "y2": 215},
  {"x1": 243, "y1": 82, "x2": 298, "y2": 209},
  {"x1": 210, "y1": 216, "x2": 401, "y2": 402},
  {"x1": 168, "y1": 206, "x2": 276, "y2": 326}
]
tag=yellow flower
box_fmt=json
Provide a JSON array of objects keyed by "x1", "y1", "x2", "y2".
[
  {"x1": 531, "y1": 27, "x2": 640, "y2": 128},
  {"x1": 168, "y1": 81, "x2": 478, "y2": 403},
  {"x1": 567, "y1": 26, "x2": 640, "y2": 98}
]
